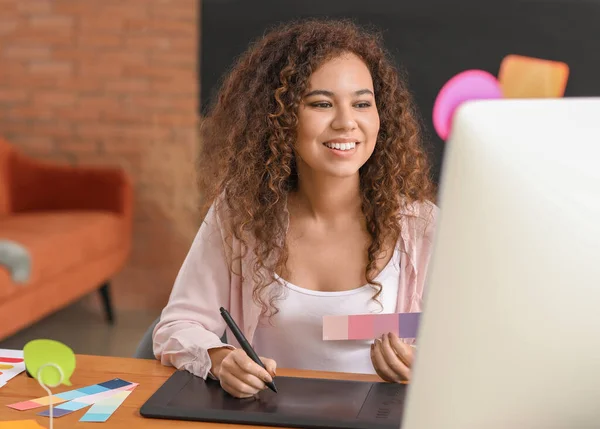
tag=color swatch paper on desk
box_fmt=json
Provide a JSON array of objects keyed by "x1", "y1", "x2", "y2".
[
  {"x1": 79, "y1": 388, "x2": 134, "y2": 422},
  {"x1": 7, "y1": 378, "x2": 134, "y2": 411},
  {"x1": 0, "y1": 349, "x2": 26, "y2": 388},
  {"x1": 37, "y1": 383, "x2": 138, "y2": 418},
  {"x1": 498, "y1": 54, "x2": 570, "y2": 98},
  {"x1": 323, "y1": 312, "x2": 420, "y2": 341}
]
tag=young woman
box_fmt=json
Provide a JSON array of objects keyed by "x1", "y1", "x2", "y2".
[{"x1": 153, "y1": 18, "x2": 437, "y2": 399}]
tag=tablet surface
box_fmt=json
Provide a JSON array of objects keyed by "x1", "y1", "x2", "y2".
[{"x1": 140, "y1": 370, "x2": 407, "y2": 429}]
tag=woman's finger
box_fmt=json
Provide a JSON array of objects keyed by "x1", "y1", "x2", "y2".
[
  {"x1": 370, "y1": 342, "x2": 388, "y2": 381},
  {"x1": 236, "y1": 371, "x2": 267, "y2": 391},
  {"x1": 381, "y1": 333, "x2": 411, "y2": 381},
  {"x1": 229, "y1": 355, "x2": 268, "y2": 391},
  {"x1": 261, "y1": 356, "x2": 277, "y2": 378},
  {"x1": 388, "y1": 333, "x2": 414, "y2": 367},
  {"x1": 371, "y1": 339, "x2": 402, "y2": 383},
  {"x1": 219, "y1": 350, "x2": 267, "y2": 393},
  {"x1": 220, "y1": 375, "x2": 257, "y2": 398},
  {"x1": 231, "y1": 350, "x2": 273, "y2": 385}
]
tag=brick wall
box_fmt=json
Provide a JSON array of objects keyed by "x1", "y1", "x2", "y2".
[{"x1": 0, "y1": 0, "x2": 201, "y2": 310}]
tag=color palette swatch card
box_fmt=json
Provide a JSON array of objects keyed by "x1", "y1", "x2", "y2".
[
  {"x1": 37, "y1": 383, "x2": 138, "y2": 418},
  {"x1": 323, "y1": 312, "x2": 420, "y2": 341},
  {"x1": 79, "y1": 388, "x2": 136, "y2": 422},
  {"x1": 498, "y1": 54, "x2": 570, "y2": 98},
  {"x1": 7, "y1": 378, "x2": 134, "y2": 411},
  {"x1": 0, "y1": 349, "x2": 26, "y2": 388}
]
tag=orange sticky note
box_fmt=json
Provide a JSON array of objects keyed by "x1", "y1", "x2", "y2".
[
  {"x1": 0, "y1": 421, "x2": 46, "y2": 429},
  {"x1": 498, "y1": 54, "x2": 569, "y2": 98}
]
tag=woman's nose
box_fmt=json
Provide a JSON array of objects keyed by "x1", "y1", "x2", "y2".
[{"x1": 331, "y1": 106, "x2": 357, "y2": 131}]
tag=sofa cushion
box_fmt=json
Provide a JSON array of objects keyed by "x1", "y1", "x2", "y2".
[{"x1": 0, "y1": 211, "x2": 126, "y2": 300}]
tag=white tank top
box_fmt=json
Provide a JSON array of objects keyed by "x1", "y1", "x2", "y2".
[{"x1": 252, "y1": 245, "x2": 400, "y2": 375}]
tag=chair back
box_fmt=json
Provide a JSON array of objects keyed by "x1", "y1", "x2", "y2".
[
  {"x1": 133, "y1": 316, "x2": 160, "y2": 359},
  {"x1": 0, "y1": 138, "x2": 15, "y2": 216}
]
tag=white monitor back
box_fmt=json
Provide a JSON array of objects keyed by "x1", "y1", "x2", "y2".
[{"x1": 402, "y1": 98, "x2": 600, "y2": 429}]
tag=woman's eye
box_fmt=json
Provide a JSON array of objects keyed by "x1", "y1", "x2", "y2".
[{"x1": 308, "y1": 101, "x2": 371, "y2": 108}]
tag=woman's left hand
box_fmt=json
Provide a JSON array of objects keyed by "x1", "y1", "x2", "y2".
[{"x1": 370, "y1": 332, "x2": 414, "y2": 383}]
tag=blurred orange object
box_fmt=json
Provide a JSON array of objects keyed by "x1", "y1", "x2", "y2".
[
  {"x1": 0, "y1": 137, "x2": 133, "y2": 341},
  {"x1": 0, "y1": 421, "x2": 46, "y2": 428},
  {"x1": 498, "y1": 54, "x2": 569, "y2": 98}
]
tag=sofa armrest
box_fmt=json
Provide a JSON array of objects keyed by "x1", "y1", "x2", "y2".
[{"x1": 9, "y1": 154, "x2": 133, "y2": 220}]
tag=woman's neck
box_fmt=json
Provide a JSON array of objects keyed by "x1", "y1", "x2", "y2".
[{"x1": 291, "y1": 172, "x2": 362, "y2": 223}]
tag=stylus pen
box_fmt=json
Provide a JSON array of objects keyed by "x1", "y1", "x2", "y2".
[{"x1": 219, "y1": 307, "x2": 278, "y2": 393}]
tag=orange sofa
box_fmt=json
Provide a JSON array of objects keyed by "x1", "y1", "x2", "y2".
[{"x1": 0, "y1": 137, "x2": 133, "y2": 341}]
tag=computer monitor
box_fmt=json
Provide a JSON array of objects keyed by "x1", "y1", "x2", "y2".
[{"x1": 402, "y1": 98, "x2": 600, "y2": 429}]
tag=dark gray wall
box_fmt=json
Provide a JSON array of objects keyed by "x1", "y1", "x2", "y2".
[{"x1": 200, "y1": 0, "x2": 600, "y2": 184}]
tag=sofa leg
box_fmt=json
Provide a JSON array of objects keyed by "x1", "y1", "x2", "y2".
[{"x1": 98, "y1": 282, "x2": 116, "y2": 325}]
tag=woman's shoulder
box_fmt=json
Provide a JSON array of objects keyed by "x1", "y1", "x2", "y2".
[
  {"x1": 196, "y1": 197, "x2": 239, "y2": 252},
  {"x1": 400, "y1": 198, "x2": 438, "y2": 222},
  {"x1": 202, "y1": 195, "x2": 259, "y2": 255},
  {"x1": 398, "y1": 198, "x2": 438, "y2": 241},
  {"x1": 203, "y1": 194, "x2": 236, "y2": 229}
]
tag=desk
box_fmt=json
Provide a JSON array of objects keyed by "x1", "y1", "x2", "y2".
[{"x1": 0, "y1": 354, "x2": 382, "y2": 428}]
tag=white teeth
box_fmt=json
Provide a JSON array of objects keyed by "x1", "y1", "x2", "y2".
[{"x1": 325, "y1": 142, "x2": 356, "y2": 151}]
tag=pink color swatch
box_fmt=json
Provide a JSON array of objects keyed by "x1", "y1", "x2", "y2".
[
  {"x1": 373, "y1": 313, "x2": 399, "y2": 338},
  {"x1": 323, "y1": 312, "x2": 420, "y2": 341},
  {"x1": 348, "y1": 314, "x2": 374, "y2": 340}
]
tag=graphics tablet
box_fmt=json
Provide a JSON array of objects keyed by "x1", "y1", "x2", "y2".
[{"x1": 140, "y1": 370, "x2": 407, "y2": 429}]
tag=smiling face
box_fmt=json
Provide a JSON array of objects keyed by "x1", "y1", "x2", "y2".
[{"x1": 294, "y1": 52, "x2": 380, "y2": 180}]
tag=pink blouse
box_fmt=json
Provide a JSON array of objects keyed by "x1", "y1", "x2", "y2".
[{"x1": 152, "y1": 199, "x2": 438, "y2": 379}]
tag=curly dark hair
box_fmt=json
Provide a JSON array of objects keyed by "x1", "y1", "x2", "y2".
[{"x1": 198, "y1": 18, "x2": 435, "y2": 316}]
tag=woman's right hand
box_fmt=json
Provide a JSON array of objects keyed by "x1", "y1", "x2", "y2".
[{"x1": 209, "y1": 348, "x2": 277, "y2": 398}]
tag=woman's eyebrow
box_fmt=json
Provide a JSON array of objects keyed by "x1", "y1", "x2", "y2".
[
  {"x1": 304, "y1": 89, "x2": 374, "y2": 97},
  {"x1": 354, "y1": 89, "x2": 374, "y2": 96},
  {"x1": 304, "y1": 89, "x2": 334, "y2": 97}
]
